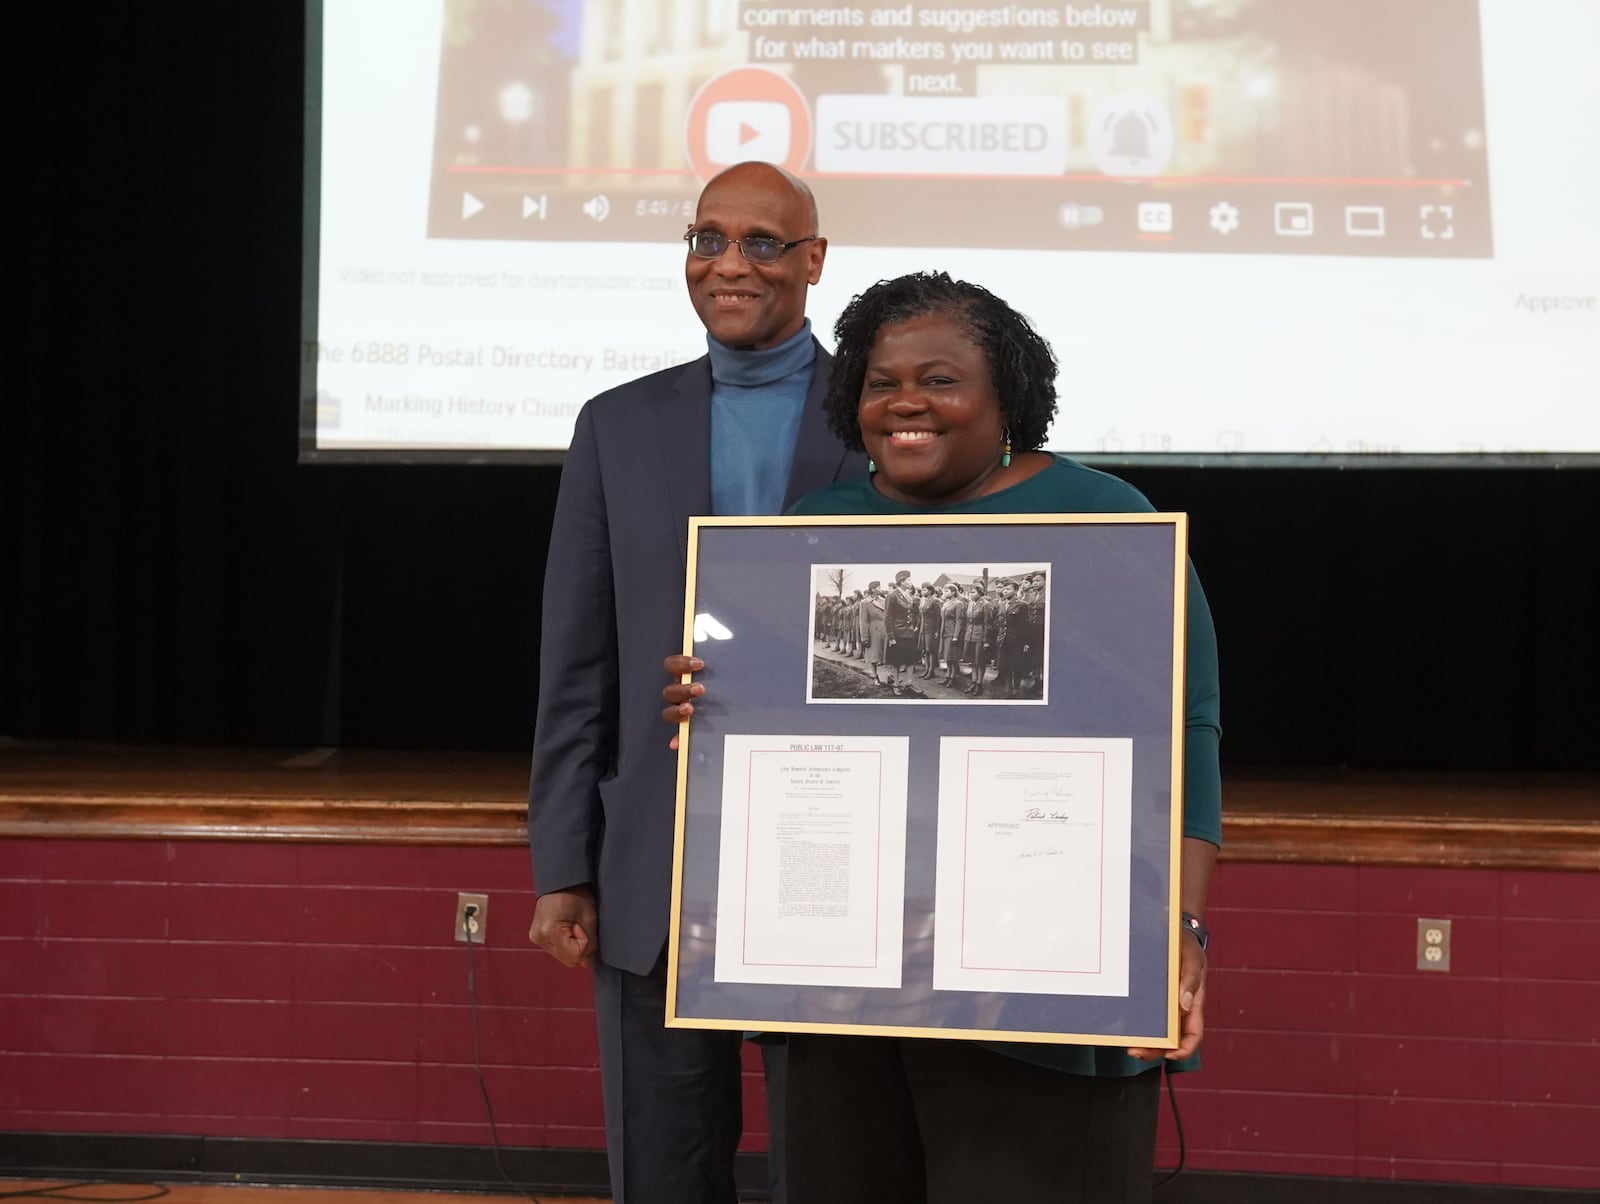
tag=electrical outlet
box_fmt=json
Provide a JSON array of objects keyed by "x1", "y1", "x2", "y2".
[
  {"x1": 1416, "y1": 917, "x2": 1451, "y2": 971},
  {"x1": 456, "y1": 892, "x2": 488, "y2": 943}
]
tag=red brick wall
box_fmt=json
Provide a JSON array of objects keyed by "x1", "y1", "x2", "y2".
[
  {"x1": 3, "y1": 842, "x2": 1596, "y2": 1191},
  {"x1": 1158, "y1": 863, "x2": 1600, "y2": 1191},
  {"x1": 0, "y1": 840, "x2": 682, "y2": 1150}
]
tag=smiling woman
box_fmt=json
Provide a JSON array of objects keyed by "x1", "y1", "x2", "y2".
[
  {"x1": 785, "y1": 270, "x2": 1223, "y2": 1203},
  {"x1": 857, "y1": 310, "x2": 1015, "y2": 502},
  {"x1": 820, "y1": 271, "x2": 1061, "y2": 505}
]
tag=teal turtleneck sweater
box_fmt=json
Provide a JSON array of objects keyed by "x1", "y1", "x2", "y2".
[{"x1": 707, "y1": 319, "x2": 816, "y2": 516}]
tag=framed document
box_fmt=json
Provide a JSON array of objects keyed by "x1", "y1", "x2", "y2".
[{"x1": 667, "y1": 514, "x2": 1188, "y2": 1048}]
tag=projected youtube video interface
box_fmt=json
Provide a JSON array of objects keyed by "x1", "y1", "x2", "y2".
[{"x1": 426, "y1": 0, "x2": 1493, "y2": 257}]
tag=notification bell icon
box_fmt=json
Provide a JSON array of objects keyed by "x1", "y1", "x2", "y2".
[
  {"x1": 1088, "y1": 93, "x2": 1174, "y2": 178},
  {"x1": 1109, "y1": 110, "x2": 1152, "y2": 159}
]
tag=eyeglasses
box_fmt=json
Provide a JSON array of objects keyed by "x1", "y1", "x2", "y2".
[{"x1": 684, "y1": 229, "x2": 818, "y2": 264}]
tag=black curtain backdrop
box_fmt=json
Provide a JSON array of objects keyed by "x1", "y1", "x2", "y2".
[{"x1": 5, "y1": 7, "x2": 1597, "y2": 770}]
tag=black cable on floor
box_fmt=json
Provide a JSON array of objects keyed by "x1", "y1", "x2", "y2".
[
  {"x1": 0, "y1": 1184, "x2": 170, "y2": 1202},
  {"x1": 461, "y1": 904, "x2": 545, "y2": 1204},
  {"x1": 1154, "y1": 1064, "x2": 1186, "y2": 1191}
]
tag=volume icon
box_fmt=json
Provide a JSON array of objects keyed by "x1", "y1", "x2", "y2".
[{"x1": 582, "y1": 195, "x2": 611, "y2": 222}]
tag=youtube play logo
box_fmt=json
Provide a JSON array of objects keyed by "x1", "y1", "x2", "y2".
[
  {"x1": 685, "y1": 67, "x2": 812, "y2": 180},
  {"x1": 706, "y1": 101, "x2": 791, "y2": 166}
]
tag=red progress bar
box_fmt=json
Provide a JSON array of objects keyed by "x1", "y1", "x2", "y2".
[{"x1": 442, "y1": 164, "x2": 1474, "y2": 188}]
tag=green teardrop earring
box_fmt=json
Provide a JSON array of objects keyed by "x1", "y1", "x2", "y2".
[
  {"x1": 868, "y1": 458, "x2": 877, "y2": 474},
  {"x1": 1000, "y1": 428, "x2": 1012, "y2": 468}
]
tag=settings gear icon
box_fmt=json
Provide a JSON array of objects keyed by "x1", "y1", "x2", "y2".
[{"x1": 1208, "y1": 202, "x2": 1240, "y2": 235}]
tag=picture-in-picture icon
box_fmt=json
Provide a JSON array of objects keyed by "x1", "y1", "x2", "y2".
[{"x1": 1274, "y1": 202, "x2": 1314, "y2": 236}]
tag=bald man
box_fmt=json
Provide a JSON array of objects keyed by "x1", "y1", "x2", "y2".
[{"x1": 527, "y1": 162, "x2": 867, "y2": 1203}]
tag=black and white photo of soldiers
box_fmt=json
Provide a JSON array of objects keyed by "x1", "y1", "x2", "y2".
[{"x1": 807, "y1": 561, "x2": 1049, "y2": 703}]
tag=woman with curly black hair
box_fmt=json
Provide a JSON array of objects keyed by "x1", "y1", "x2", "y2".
[
  {"x1": 778, "y1": 271, "x2": 1224, "y2": 1203},
  {"x1": 818, "y1": 271, "x2": 1060, "y2": 500}
]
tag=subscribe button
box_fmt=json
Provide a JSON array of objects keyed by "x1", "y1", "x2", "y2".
[{"x1": 814, "y1": 96, "x2": 1066, "y2": 175}]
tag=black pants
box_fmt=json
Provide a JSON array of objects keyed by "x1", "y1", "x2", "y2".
[
  {"x1": 592, "y1": 957, "x2": 744, "y2": 1204},
  {"x1": 785, "y1": 1035, "x2": 1161, "y2": 1204}
]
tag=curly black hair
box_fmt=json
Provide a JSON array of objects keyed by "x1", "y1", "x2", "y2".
[{"x1": 823, "y1": 271, "x2": 1059, "y2": 453}]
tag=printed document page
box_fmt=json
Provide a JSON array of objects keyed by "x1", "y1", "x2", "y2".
[
  {"x1": 934, "y1": 736, "x2": 1133, "y2": 996},
  {"x1": 714, "y1": 734, "x2": 908, "y2": 988}
]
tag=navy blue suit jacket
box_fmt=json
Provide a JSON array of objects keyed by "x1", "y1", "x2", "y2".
[{"x1": 529, "y1": 343, "x2": 867, "y2": 975}]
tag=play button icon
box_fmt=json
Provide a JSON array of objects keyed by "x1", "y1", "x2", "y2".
[
  {"x1": 461, "y1": 192, "x2": 484, "y2": 219},
  {"x1": 707, "y1": 102, "x2": 791, "y2": 167}
]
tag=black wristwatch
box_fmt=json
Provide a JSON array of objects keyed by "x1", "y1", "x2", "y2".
[{"x1": 1181, "y1": 911, "x2": 1209, "y2": 952}]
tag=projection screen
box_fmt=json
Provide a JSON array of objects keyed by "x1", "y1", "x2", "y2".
[{"x1": 301, "y1": 0, "x2": 1600, "y2": 463}]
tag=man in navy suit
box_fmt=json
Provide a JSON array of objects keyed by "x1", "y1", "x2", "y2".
[{"x1": 526, "y1": 161, "x2": 866, "y2": 1204}]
